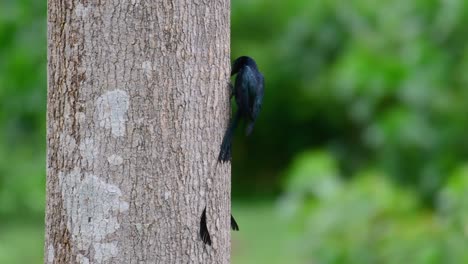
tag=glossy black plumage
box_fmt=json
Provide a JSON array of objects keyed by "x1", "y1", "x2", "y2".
[
  {"x1": 230, "y1": 214, "x2": 239, "y2": 231},
  {"x1": 199, "y1": 207, "x2": 240, "y2": 246},
  {"x1": 218, "y1": 56, "x2": 264, "y2": 162},
  {"x1": 200, "y1": 207, "x2": 212, "y2": 245}
]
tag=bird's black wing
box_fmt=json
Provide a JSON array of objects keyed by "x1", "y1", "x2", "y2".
[
  {"x1": 245, "y1": 71, "x2": 264, "y2": 135},
  {"x1": 235, "y1": 66, "x2": 251, "y2": 118},
  {"x1": 251, "y1": 73, "x2": 264, "y2": 121}
]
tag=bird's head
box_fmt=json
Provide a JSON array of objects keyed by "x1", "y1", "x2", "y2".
[{"x1": 231, "y1": 56, "x2": 258, "y2": 76}]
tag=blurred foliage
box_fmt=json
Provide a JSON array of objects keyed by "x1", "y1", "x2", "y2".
[
  {"x1": 230, "y1": 0, "x2": 468, "y2": 263},
  {"x1": 2, "y1": 0, "x2": 468, "y2": 263},
  {"x1": 279, "y1": 151, "x2": 468, "y2": 263},
  {"x1": 232, "y1": 0, "x2": 468, "y2": 203},
  {"x1": 0, "y1": 0, "x2": 47, "y2": 219},
  {"x1": 0, "y1": 0, "x2": 47, "y2": 262}
]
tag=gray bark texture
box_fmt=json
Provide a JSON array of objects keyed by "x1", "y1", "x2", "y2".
[{"x1": 45, "y1": 0, "x2": 231, "y2": 263}]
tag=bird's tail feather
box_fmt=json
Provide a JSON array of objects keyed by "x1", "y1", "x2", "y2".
[
  {"x1": 200, "y1": 207, "x2": 212, "y2": 245},
  {"x1": 200, "y1": 208, "x2": 239, "y2": 246},
  {"x1": 218, "y1": 111, "x2": 241, "y2": 162},
  {"x1": 231, "y1": 214, "x2": 239, "y2": 231}
]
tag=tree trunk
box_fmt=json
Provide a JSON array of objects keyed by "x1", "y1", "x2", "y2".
[{"x1": 45, "y1": 1, "x2": 231, "y2": 263}]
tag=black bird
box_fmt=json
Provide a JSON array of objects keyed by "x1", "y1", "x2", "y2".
[
  {"x1": 200, "y1": 207, "x2": 239, "y2": 245},
  {"x1": 218, "y1": 56, "x2": 264, "y2": 162},
  {"x1": 201, "y1": 56, "x2": 262, "y2": 245}
]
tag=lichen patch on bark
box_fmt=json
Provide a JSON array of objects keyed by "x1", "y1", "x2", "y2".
[
  {"x1": 47, "y1": 244, "x2": 55, "y2": 264},
  {"x1": 58, "y1": 167, "x2": 129, "y2": 262},
  {"x1": 95, "y1": 90, "x2": 129, "y2": 138},
  {"x1": 107, "y1": 154, "x2": 123, "y2": 166}
]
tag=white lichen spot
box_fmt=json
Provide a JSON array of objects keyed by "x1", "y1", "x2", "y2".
[
  {"x1": 76, "y1": 112, "x2": 86, "y2": 122},
  {"x1": 79, "y1": 138, "x2": 98, "y2": 164},
  {"x1": 95, "y1": 90, "x2": 129, "y2": 137},
  {"x1": 94, "y1": 242, "x2": 118, "y2": 263},
  {"x1": 107, "y1": 154, "x2": 123, "y2": 166},
  {"x1": 75, "y1": 3, "x2": 90, "y2": 18},
  {"x1": 135, "y1": 223, "x2": 143, "y2": 233},
  {"x1": 142, "y1": 61, "x2": 153, "y2": 78},
  {"x1": 77, "y1": 254, "x2": 90, "y2": 264},
  {"x1": 47, "y1": 244, "x2": 55, "y2": 264},
  {"x1": 164, "y1": 191, "x2": 171, "y2": 200},
  {"x1": 59, "y1": 168, "x2": 129, "y2": 259},
  {"x1": 60, "y1": 133, "x2": 76, "y2": 150}
]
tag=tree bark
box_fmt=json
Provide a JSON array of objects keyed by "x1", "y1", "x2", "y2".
[{"x1": 46, "y1": 1, "x2": 231, "y2": 263}]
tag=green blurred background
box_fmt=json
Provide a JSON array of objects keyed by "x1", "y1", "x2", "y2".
[{"x1": 1, "y1": 0, "x2": 468, "y2": 263}]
